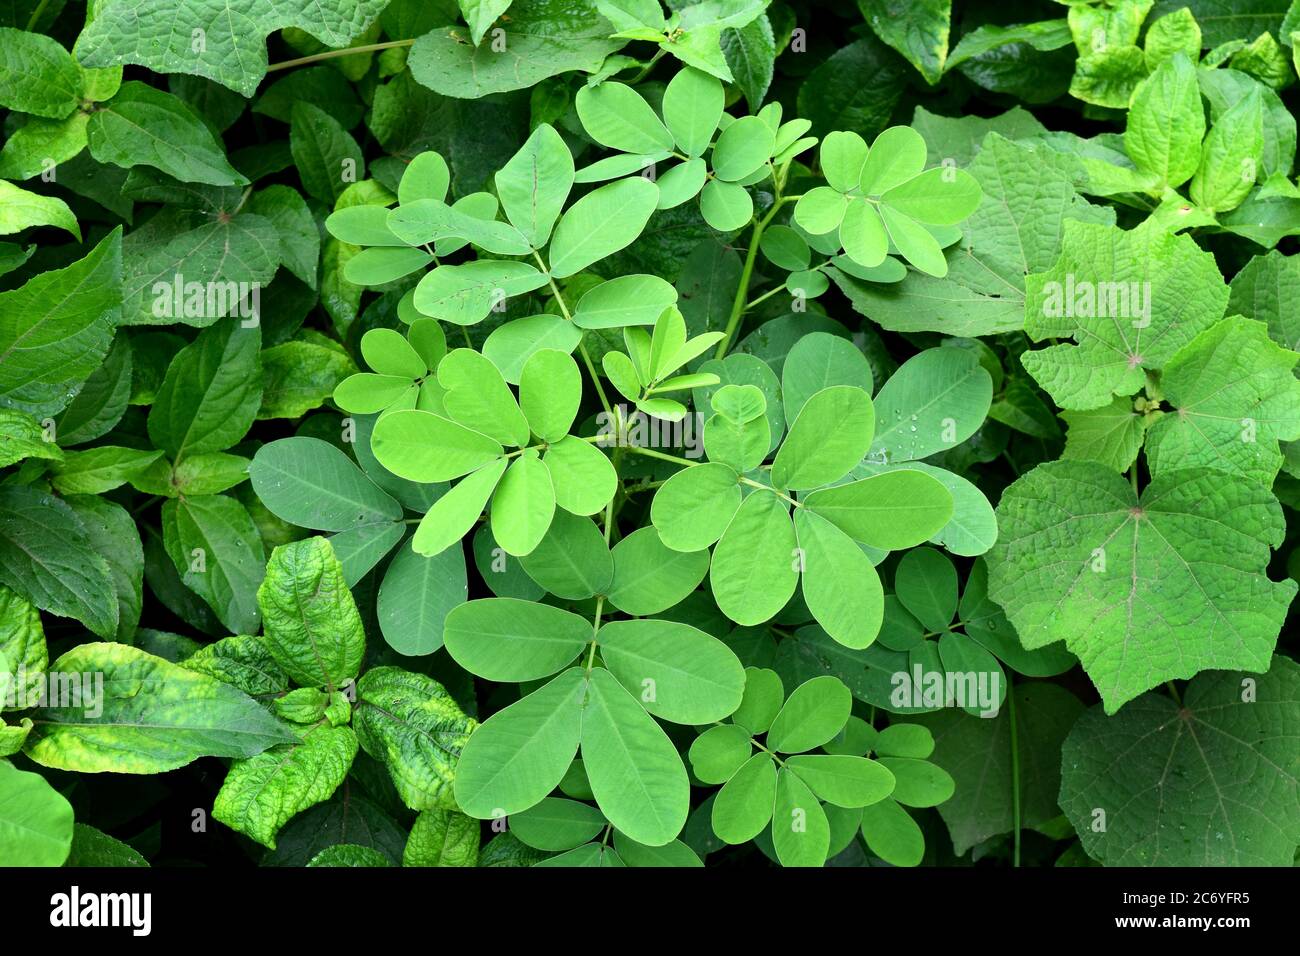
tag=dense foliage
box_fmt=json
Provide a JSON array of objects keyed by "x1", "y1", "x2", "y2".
[{"x1": 1, "y1": 0, "x2": 1298, "y2": 869}]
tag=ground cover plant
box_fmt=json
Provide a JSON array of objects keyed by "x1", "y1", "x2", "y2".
[{"x1": 0, "y1": 0, "x2": 1298, "y2": 870}]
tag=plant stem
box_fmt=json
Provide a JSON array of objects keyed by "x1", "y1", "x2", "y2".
[
  {"x1": 628, "y1": 48, "x2": 666, "y2": 84},
  {"x1": 266, "y1": 39, "x2": 416, "y2": 73},
  {"x1": 714, "y1": 201, "x2": 783, "y2": 360},
  {"x1": 739, "y1": 475, "x2": 800, "y2": 508},
  {"x1": 1165, "y1": 680, "x2": 1183, "y2": 706},
  {"x1": 624, "y1": 445, "x2": 698, "y2": 468},
  {"x1": 585, "y1": 596, "x2": 605, "y2": 672},
  {"x1": 535, "y1": 252, "x2": 613, "y2": 417},
  {"x1": 24, "y1": 0, "x2": 51, "y2": 31},
  {"x1": 1007, "y1": 674, "x2": 1021, "y2": 868}
]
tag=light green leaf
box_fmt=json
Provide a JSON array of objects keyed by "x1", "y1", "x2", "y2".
[
  {"x1": 710, "y1": 115, "x2": 774, "y2": 182},
  {"x1": 403, "y1": 809, "x2": 480, "y2": 867},
  {"x1": 372, "y1": 409, "x2": 504, "y2": 483},
  {"x1": 519, "y1": 511, "x2": 612, "y2": 600},
  {"x1": 771, "y1": 768, "x2": 829, "y2": 867},
  {"x1": 257, "y1": 537, "x2": 365, "y2": 691},
  {"x1": 548, "y1": 176, "x2": 660, "y2": 278},
  {"x1": 1125, "y1": 53, "x2": 1203, "y2": 191},
  {"x1": 709, "y1": 489, "x2": 798, "y2": 626},
  {"x1": 573, "y1": 275, "x2": 678, "y2": 329},
  {"x1": 455, "y1": 667, "x2": 587, "y2": 818},
  {"x1": 607, "y1": 526, "x2": 709, "y2": 616},
  {"x1": 444, "y1": 598, "x2": 590, "y2": 682},
  {"x1": 689, "y1": 724, "x2": 753, "y2": 784},
  {"x1": 988, "y1": 460, "x2": 1296, "y2": 713},
  {"x1": 1023, "y1": 221, "x2": 1229, "y2": 411},
  {"x1": 576, "y1": 81, "x2": 675, "y2": 154},
  {"x1": 712, "y1": 752, "x2": 776, "y2": 843},
  {"x1": 785, "y1": 754, "x2": 895, "y2": 809},
  {"x1": 214, "y1": 724, "x2": 358, "y2": 849},
  {"x1": 0, "y1": 760, "x2": 73, "y2": 866},
  {"x1": 1145, "y1": 316, "x2": 1300, "y2": 485},
  {"x1": 1061, "y1": 397, "x2": 1148, "y2": 472},
  {"x1": 414, "y1": 260, "x2": 550, "y2": 326},
  {"x1": 771, "y1": 385, "x2": 875, "y2": 491},
  {"x1": 859, "y1": 797, "x2": 924, "y2": 866},
  {"x1": 0, "y1": 180, "x2": 79, "y2": 240},
  {"x1": 519, "y1": 349, "x2": 580, "y2": 442},
  {"x1": 859, "y1": 0, "x2": 952, "y2": 84},
  {"x1": 496, "y1": 123, "x2": 574, "y2": 248},
  {"x1": 662, "y1": 66, "x2": 724, "y2": 157},
  {"x1": 1190, "y1": 86, "x2": 1264, "y2": 213},
  {"x1": 0, "y1": 228, "x2": 121, "y2": 418},
  {"x1": 511, "y1": 796, "x2": 606, "y2": 851},
  {"x1": 353, "y1": 666, "x2": 476, "y2": 811},
  {"x1": 581, "y1": 667, "x2": 689, "y2": 847},
  {"x1": 25, "y1": 643, "x2": 294, "y2": 773},
  {"x1": 767, "y1": 676, "x2": 852, "y2": 754},
  {"x1": 490, "y1": 452, "x2": 556, "y2": 557},
  {"x1": 599, "y1": 618, "x2": 745, "y2": 724},
  {"x1": 795, "y1": 509, "x2": 884, "y2": 650},
  {"x1": 802, "y1": 470, "x2": 953, "y2": 551},
  {"x1": 412, "y1": 459, "x2": 508, "y2": 557},
  {"x1": 543, "y1": 435, "x2": 618, "y2": 516},
  {"x1": 249, "y1": 437, "x2": 403, "y2": 532}
]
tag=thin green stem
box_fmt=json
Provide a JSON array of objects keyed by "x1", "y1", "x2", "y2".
[
  {"x1": 628, "y1": 48, "x2": 666, "y2": 84},
  {"x1": 1129, "y1": 466, "x2": 1140, "y2": 494},
  {"x1": 535, "y1": 252, "x2": 612, "y2": 417},
  {"x1": 24, "y1": 0, "x2": 51, "y2": 31},
  {"x1": 713, "y1": 195, "x2": 799, "y2": 360},
  {"x1": 266, "y1": 39, "x2": 415, "y2": 73},
  {"x1": 739, "y1": 475, "x2": 800, "y2": 509},
  {"x1": 623, "y1": 445, "x2": 698, "y2": 468},
  {"x1": 1165, "y1": 680, "x2": 1183, "y2": 706},
  {"x1": 1008, "y1": 674, "x2": 1021, "y2": 868},
  {"x1": 585, "y1": 596, "x2": 605, "y2": 672}
]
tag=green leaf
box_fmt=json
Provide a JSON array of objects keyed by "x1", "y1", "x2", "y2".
[
  {"x1": 0, "y1": 760, "x2": 73, "y2": 866},
  {"x1": 711, "y1": 116, "x2": 774, "y2": 182},
  {"x1": 732, "y1": 667, "x2": 784, "y2": 735},
  {"x1": 353, "y1": 666, "x2": 476, "y2": 811},
  {"x1": 455, "y1": 667, "x2": 586, "y2": 818},
  {"x1": 766, "y1": 676, "x2": 852, "y2": 754},
  {"x1": 771, "y1": 385, "x2": 875, "y2": 491},
  {"x1": 599, "y1": 618, "x2": 745, "y2": 724},
  {"x1": 49, "y1": 446, "x2": 163, "y2": 495},
  {"x1": 689, "y1": 724, "x2": 753, "y2": 784},
  {"x1": 988, "y1": 460, "x2": 1296, "y2": 713},
  {"x1": 412, "y1": 459, "x2": 508, "y2": 556},
  {"x1": 859, "y1": 797, "x2": 924, "y2": 866},
  {"x1": 261, "y1": 335, "x2": 355, "y2": 419},
  {"x1": 1023, "y1": 221, "x2": 1229, "y2": 411},
  {"x1": 408, "y1": 1, "x2": 622, "y2": 98},
  {"x1": 0, "y1": 410, "x2": 59, "y2": 469},
  {"x1": 780, "y1": 332, "x2": 872, "y2": 423},
  {"x1": 712, "y1": 752, "x2": 776, "y2": 843},
  {"x1": 214, "y1": 724, "x2": 358, "y2": 849},
  {"x1": 0, "y1": 486, "x2": 117, "y2": 638},
  {"x1": 607, "y1": 526, "x2": 709, "y2": 616},
  {"x1": 63, "y1": 823, "x2": 148, "y2": 867},
  {"x1": 1061, "y1": 397, "x2": 1148, "y2": 472},
  {"x1": 869, "y1": 347, "x2": 991, "y2": 463},
  {"x1": 893, "y1": 547, "x2": 957, "y2": 632},
  {"x1": 403, "y1": 809, "x2": 480, "y2": 867},
  {"x1": 495, "y1": 123, "x2": 574, "y2": 248},
  {"x1": 519, "y1": 510, "x2": 612, "y2": 600},
  {"x1": 0, "y1": 180, "x2": 80, "y2": 240},
  {"x1": 574, "y1": 275, "x2": 678, "y2": 329},
  {"x1": 86, "y1": 8, "x2": 376, "y2": 88},
  {"x1": 519, "y1": 349, "x2": 580, "y2": 442},
  {"x1": 250, "y1": 437, "x2": 403, "y2": 532},
  {"x1": 721, "y1": 14, "x2": 776, "y2": 110},
  {"x1": 795, "y1": 509, "x2": 884, "y2": 650},
  {"x1": 377, "y1": 542, "x2": 467, "y2": 657},
  {"x1": 290, "y1": 101, "x2": 364, "y2": 204},
  {"x1": 414, "y1": 260, "x2": 550, "y2": 326},
  {"x1": 709, "y1": 489, "x2": 798, "y2": 626},
  {"x1": 544, "y1": 436, "x2": 618, "y2": 517},
  {"x1": 914, "y1": 682, "x2": 1083, "y2": 854},
  {"x1": 460, "y1": 0, "x2": 513, "y2": 45},
  {"x1": 785, "y1": 754, "x2": 895, "y2": 809},
  {"x1": 771, "y1": 767, "x2": 829, "y2": 867},
  {"x1": 0, "y1": 228, "x2": 122, "y2": 418},
  {"x1": 307, "y1": 844, "x2": 391, "y2": 867},
  {"x1": 859, "y1": 0, "x2": 952, "y2": 84},
  {"x1": 0, "y1": 27, "x2": 80, "y2": 118},
  {"x1": 257, "y1": 537, "x2": 366, "y2": 691},
  {"x1": 1144, "y1": 317, "x2": 1300, "y2": 485},
  {"x1": 581, "y1": 667, "x2": 689, "y2": 846},
  {"x1": 1190, "y1": 86, "x2": 1264, "y2": 213},
  {"x1": 87, "y1": 82, "x2": 245, "y2": 186},
  {"x1": 699, "y1": 178, "x2": 753, "y2": 230},
  {"x1": 613, "y1": 832, "x2": 704, "y2": 867},
  {"x1": 802, "y1": 470, "x2": 953, "y2": 551},
  {"x1": 511, "y1": 796, "x2": 606, "y2": 851},
  {"x1": 1125, "y1": 53, "x2": 1203, "y2": 191},
  {"x1": 25, "y1": 643, "x2": 294, "y2": 773},
  {"x1": 490, "y1": 452, "x2": 556, "y2": 557},
  {"x1": 444, "y1": 598, "x2": 590, "y2": 681},
  {"x1": 577, "y1": 81, "x2": 675, "y2": 154},
  {"x1": 662, "y1": 66, "x2": 724, "y2": 158},
  {"x1": 548, "y1": 177, "x2": 660, "y2": 278},
  {"x1": 372, "y1": 409, "x2": 504, "y2": 483},
  {"x1": 149, "y1": 319, "x2": 262, "y2": 461},
  {"x1": 1060, "y1": 656, "x2": 1300, "y2": 866}
]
